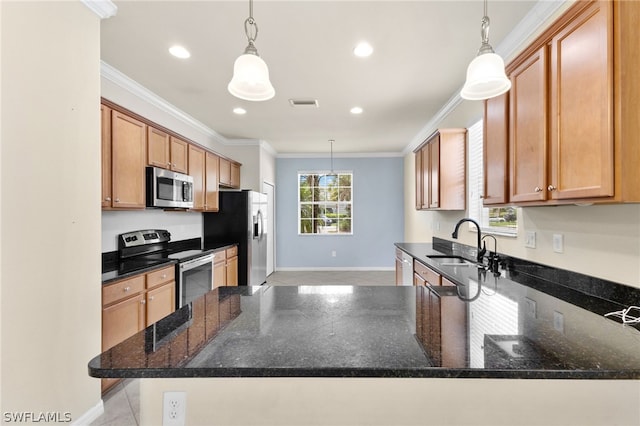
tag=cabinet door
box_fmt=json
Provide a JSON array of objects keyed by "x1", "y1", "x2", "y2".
[
  {"x1": 483, "y1": 93, "x2": 509, "y2": 205},
  {"x1": 102, "y1": 293, "x2": 145, "y2": 351},
  {"x1": 427, "y1": 288, "x2": 442, "y2": 366},
  {"x1": 414, "y1": 150, "x2": 423, "y2": 210},
  {"x1": 101, "y1": 105, "x2": 112, "y2": 208},
  {"x1": 421, "y1": 146, "x2": 430, "y2": 209},
  {"x1": 428, "y1": 137, "x2": 440, "y2": 209},
  {"x1": 146, "y1": 281, "x2": 175, "y2": 325},
  {"x1": 226, "y1": 256, "x2": 238, "y2": 287},
  {"x1": 188, "y1": 145, "x2": 206, "y2": 211},
  {"x1": 219, "y1": 157, "x2": 231, "y2": 186},
  {"x1": 549, "y1": 0, "x2": 613, "y2": 200},
  {"x1": 509, "y1": 47, "x2": 548, "y2": 203},
  {"x1": 111, "y1": 111, "x2": 146, "y2": 209},
  {"x1": 230, "y1": 163, "x2": 241, "y2": 188},
  {"x1": 205, "y1": 152, "x2": 219, "y2": 212},
  {"x1": 439, "y1": 129, "x2": 466, "y2": 210},
  {"x1": 213, "y1": 260, "x2": 226, "y2": 288},
  {"x1": 147, "y1": 126, "x2": 170, "y2": 169},
  {"x1": 169, "y1": 136, "x2": 189, "y2": 174}
]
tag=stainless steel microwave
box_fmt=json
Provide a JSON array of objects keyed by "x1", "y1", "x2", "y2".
[{"x1": 146, "y1": 166, "x2": 194, "y2": 209}]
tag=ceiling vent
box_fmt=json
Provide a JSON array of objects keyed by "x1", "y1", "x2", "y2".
[{"x1": 288, "y1": 99, "x2": 319, "y2": 108}]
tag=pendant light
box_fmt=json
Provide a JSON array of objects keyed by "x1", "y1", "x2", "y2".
[
  {"x1": 460, "y1": 0, "x2": 511, "y2": 100},
  {"x1": 228, "y1": 0, "x2": 275, "y2": 101}
]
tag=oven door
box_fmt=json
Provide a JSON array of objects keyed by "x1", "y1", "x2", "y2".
[{"x1": 177, "y1": 254, "x2": 214, "y2": 307}]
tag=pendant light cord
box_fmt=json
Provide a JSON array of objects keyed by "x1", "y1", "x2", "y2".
[{"x1": 330, "y1": 139, "x2": 335, "y2": 174}]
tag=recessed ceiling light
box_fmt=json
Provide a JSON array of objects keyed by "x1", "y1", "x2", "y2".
[
  {"x1": 350, "y1": 106, "x2": 363, "y2": 114},
  {"x1": 169, "y1": 45, "x2": 191, "y2": 59},
  {"x1": 233, "y1": 107, "x2": 247, "y2": 115},
  {"x1": 353, "y1": 42, "x2": 373, "y2": 58}
]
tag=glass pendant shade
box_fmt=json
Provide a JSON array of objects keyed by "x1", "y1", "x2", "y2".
[
  {"x1": 460, "y1": 52, "x2": 511, "y2": 100},
  {"x1": 228, "y1": 53, "x2": 275, "y2": 101}
]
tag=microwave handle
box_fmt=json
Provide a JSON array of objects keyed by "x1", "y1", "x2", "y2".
[{"x1": 182, "y1": 181, "x2": 192, "y2": 202}]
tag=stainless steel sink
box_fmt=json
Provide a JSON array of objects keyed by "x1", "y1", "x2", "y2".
[{"x1": 427, "y1": 255, "x2": 477, "y2": 267}]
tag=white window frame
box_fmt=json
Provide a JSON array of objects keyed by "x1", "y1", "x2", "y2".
[
  {"x1": 297, "y1": 171, "x2": 353, "y2": 236},
  {"x1": 468, "y1": 119, "x2": 517, "y2": 236}
]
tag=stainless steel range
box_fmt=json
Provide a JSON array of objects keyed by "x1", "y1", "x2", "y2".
[{"x1": 118, "y1": 229, "x2": 213, "y2": 308}]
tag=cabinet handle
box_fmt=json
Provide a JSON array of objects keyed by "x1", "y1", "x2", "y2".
[
  {"x1": 161, "y1": 274, "x2": 166, "y2": 279},
  {"x1": 149, "y1": 296, "x2": 154, "y2": 301},
  {"x1": 105, "y1": 197, "x2": 111, "y2": 201},
  {"x1": 141, "y1": 299, "x2": 146, "y2": 305},
  {"x1": 534, "y1": 187, "x2": 542, "y2": 192},
  {"x1": 548, "y1": 185, "x2": 557, "y2": 192},
  {"x1": 167, "y1": 162, "x2": 171, "y2": 166},
  {"x1": 115, "y1": 198, "x2": 120, "y2": 203},
  {"x1": 123, "y1": 286, "x2": 130, "y2": 292}
]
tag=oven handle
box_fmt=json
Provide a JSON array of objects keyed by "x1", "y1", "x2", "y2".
[{"x1": 180, "y1": 254, "x2": 214, "y2": 270}]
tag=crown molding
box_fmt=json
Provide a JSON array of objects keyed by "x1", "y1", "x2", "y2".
[
  {"x1": 82, "y1": 0, "x2": 117, "y2": 19},
  {"x1": 403, "y1": 0, "x2": 569, "y2": 156},
  {"x1": 101, "y1": 61, "x2": 229, "y2": 146}
]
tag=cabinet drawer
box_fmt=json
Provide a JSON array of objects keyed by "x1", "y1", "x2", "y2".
[
  {"x1": 414, "y1": 260, "x2": 441, "y2": 287},
  {"x1": 213, "y1": 249, "x2": 226, "y2": 263},
  {"x1": 226, "y1": 246, "x2": 238, "y2": 258},
  {"x1": 103, "y1": 275, "x2": 145, "y2": 306},
  {"x1": 146, "y1": 265, "x2": 175, "y2": 289}
]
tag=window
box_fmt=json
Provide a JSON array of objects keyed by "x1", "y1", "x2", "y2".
[
  {"x1": 468, "y1": 120, "x2": 517, "y2": 235},
  {"x1": 298, "y1": 172, "x2": 352, "y2": 235}
]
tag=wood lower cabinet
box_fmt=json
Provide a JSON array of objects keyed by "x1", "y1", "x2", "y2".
[
  {"x1": 212, "y1": 246, "x2": 239, "y2": 288},
  {"x1": 414, "y1": 265, "x2": 467, "y2": 368},
  {"x1": 105, "y1": 110, "x2": 147, "y2": 209},
  {"x1": 101, "y1": 265, "x2": 175, "y2": 392},
  {"x1": 414, "y1": 129, "x2": 466, "y2": 211}
]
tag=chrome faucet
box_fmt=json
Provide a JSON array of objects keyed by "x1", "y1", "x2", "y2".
[
  {"x1": 452, "y1": 218, "x2": 486, "y2": 263},
  {"x1": 482, "y1": 234, "x2": 501, "y2": 273}
]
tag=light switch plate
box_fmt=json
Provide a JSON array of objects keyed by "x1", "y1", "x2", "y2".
[
  {"x1": 525, "y1": 231, "x2": 536, "y2": 248},
  {"x1": 553, "y1": 234, "x2": 564, "y2": 253}
]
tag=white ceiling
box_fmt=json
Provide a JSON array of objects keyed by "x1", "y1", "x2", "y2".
[{"x1": 101, "y1": 1, "x2": 539, "y2": 154}]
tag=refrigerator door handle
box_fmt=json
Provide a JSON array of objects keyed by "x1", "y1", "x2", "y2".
[{"x1": 256, "y1": 210, "x2": 264, "y2": 240}]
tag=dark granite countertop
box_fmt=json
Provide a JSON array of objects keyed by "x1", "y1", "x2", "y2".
[
  {"x1": 89, "y1": 247, "x2": 640, "y2": 379},
  {"x1": 101, "y1": 242, "x2": 236, "y2": 285}
]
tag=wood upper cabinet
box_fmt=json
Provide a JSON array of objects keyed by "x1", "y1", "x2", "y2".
[
  {"x1": 147, "y1": 126, "x2": 170, "y2": 169},
  {"x1": 188, "y1": 144, "x2": 206, "y2": 211},
  {"x1": 487, "y1": 0, "x2": 640, "y2": 206},
  {"x1": 483, "y1": 93, "x2": 509, "y2": 205},
  {"x1": 414, "y1": 129, "x2": 466, "y2": 210},
  {"x1": 110, "y1": 110, "x2": 147, "y2": 209},
  {"x1": 169, "y1": 137, "x2": 189, "y2": 174},
  {"x1": 101, "y1": 104, "x2": 112, "y2": 208},
  {"x1": 508, "y1": 46, "x2": 548, "y2": 203},
  {"x1": 219, "y1": 157, "x2": 241, "y2": 188},
  {"x1": 147, "y1": 128, "x2": 188, "y2": 174},
  {"x1": 205, "y1": 152, "x2": 220, "y2": 212},
  {"x1": 548, "y1": 0, "x2": 613, "y2": 200}
]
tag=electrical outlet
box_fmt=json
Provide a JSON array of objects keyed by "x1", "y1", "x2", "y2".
[
  {"x1": 525, "y1": 231, "x2": 536, "y2": 248},
  {"x1": 553, "y1": 311, "x2": 565, "y2": 334},
  {"x1": 525, "y1": 297, "x2": 537, "y2": 318},
  {"x1": 163, "y1": 391, "x2": 186, "y2": 426},
  {"x1": 553, "y1": 234, "x2": 564, "y2": 253},
  {"x1": 331, "y1": 250, "x2": 336, "y2": 257}
]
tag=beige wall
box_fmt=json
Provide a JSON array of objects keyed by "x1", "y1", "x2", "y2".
[
  {"x1": 0, "y1": 0, "x2": 102, "y2": 420},
  {"x1": 139, "y1": 377, "x2": 640, "y2": 426}
]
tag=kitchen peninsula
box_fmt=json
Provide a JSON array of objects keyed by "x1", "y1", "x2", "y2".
[{"x1": 89, "y1": 244, "x2": 640, "y2": 425}]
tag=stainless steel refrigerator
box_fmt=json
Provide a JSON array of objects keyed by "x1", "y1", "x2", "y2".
[{"x1": 203, "y1": 190, "x2": 267, "y2": 286}]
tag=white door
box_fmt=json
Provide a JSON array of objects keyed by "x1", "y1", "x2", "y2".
[{"x1": 262, "y1": 181, "x2": 275, "y2": 276}]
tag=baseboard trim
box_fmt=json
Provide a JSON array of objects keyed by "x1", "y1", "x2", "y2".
[
  {"x1": 274, "y1": 267, "x2": 394, "y2": 272},
  {"x1": 72, "y1": 400, "x2": 104, "y2": 426}
]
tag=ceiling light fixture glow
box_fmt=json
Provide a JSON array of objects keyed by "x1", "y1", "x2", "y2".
[
  {"x1": 460, "y1": 0, "x2": 511, "y2": 100},
  {"x1": 353, "y1": 42, "x2": 373, "y2": 58},
  {"x1": 233, "y1": 107, "x2": 247, "y2": 115},
  {"x1": 350, "y1": 106, "x2": 363, "y2": 114},
  {"x1": 228, "y1": 0, "x2": 275, "y2": 102},
  {"x1": 169, "y1": 45, "x2": 191, "y2": 59}
]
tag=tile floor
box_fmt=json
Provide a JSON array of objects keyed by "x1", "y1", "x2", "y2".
[{"x1": 90, "y1": 270, "x2": 396, "y2": 425}]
